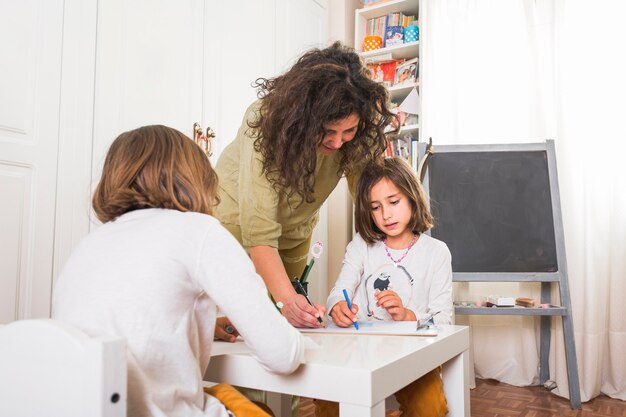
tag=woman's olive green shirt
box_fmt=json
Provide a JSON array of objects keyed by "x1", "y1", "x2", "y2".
[{"x1": 215, "y1": 102, "x2": 359, "y2": 256}]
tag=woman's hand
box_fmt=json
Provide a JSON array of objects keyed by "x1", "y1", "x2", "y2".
[
  {"x1": 214, "y1": 316, "x2": 238, "y2": 343},
  {"x1": 375, "y1": 290, "x2": 416, "y2": 321},
  {"x1": 279, "y1": 294, "x2": 326, "y2": 328},
  {"x1": 328, "y1": 300, "x2": 359, "y2": 328}
]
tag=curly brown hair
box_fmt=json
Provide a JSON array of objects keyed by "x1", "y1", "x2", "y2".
[
  {"x1": 92, "y1": 125, "x2": 219, "y2": 223},
  {"x1": 355, "y1": 157, "x2": 433, "y2": 244},
  {"x1": 249, "y1": 41, "x2": 395, "y2": 204}
]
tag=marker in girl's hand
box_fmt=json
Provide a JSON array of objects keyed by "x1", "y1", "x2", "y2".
[{"x1": 342, "y1": 289, "x2": 359, "y2": 330}]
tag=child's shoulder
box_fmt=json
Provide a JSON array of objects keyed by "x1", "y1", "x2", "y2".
[
  {"x1": 418, "y1": 234, "x2": 451, "y2": 255},
  {"x1": 350, "y1": 233, "x2": 384, "y2": 249},
  {"x1": 146, "y1": 209, "x2": 222, "y2": 235}
]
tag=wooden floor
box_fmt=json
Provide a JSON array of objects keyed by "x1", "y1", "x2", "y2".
[{"x1": 299, "y1": 378, "x2": 626, "y2": 417}]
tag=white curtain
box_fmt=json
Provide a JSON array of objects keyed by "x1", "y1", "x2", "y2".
[{"x1": 421, "y1": 0, "x2": 626, "y2": 402}]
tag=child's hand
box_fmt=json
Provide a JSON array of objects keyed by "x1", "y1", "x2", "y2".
[
  {"x1": 375, "y1": 290, "x2": 416, "y2": 321},
  {"x1": 214, "y1": 316, "x2": 238, "y2": 342},
  {"x1": 329, "y1": 301, "x2": 359, "y2": 328}
]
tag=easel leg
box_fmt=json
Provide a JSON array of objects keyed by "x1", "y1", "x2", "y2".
[
  {"x1": 539, "y1": 282, "x2": 551, "y2": 385},
  {"x1": 562, "y1": 314, "x2": 582, "y2": 409}
]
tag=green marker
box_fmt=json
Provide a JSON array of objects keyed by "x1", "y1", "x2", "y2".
[{"x1": 300, "y1": 241, "x2": 323, "y2": 284}]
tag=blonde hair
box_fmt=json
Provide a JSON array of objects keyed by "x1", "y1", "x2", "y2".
[
  {"x1": 355, "y1": 157, "x2": 433, "y2": 244},
  {"x1": 92, "y1": 125, "x2": 219, "y2": 223}
]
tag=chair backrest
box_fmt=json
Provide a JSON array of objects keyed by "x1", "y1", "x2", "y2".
[{"x1": 0, "y1": 319, "x2": 126, "y2": 417}]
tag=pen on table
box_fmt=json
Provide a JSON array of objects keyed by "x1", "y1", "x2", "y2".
[
  {"x1": 342, "y1": 289, "x2": 359, "y2": 330},
  {"x1": 293, "y1": 279, "x2": 324, "y2": 324}
]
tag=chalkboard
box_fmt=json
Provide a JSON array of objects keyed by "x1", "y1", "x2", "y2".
[
  {"x1": 420, "y1": 141, "x2": 581, "y2": 409},
  {"x1": 427, "y1": 149, "x2": 558, "y2": 273}
]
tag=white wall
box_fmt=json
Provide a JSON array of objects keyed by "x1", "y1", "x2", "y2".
[{"x1": 324, "y1": 0, "x2": 362, "y2": 293}]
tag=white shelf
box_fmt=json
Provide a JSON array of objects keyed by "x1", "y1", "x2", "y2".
[
  {"x1": 358, "y1": 41, "x2": 419, "y2": 60},
  {"x1": 400, "y1": 123, "x2": 419, "y2": 133},
  {"x1": 387, "y1": 80, "x2": 418, "y2": 101},
  {"x1": 385, "y1": 123, "x2": 419, "y2": 135},
  {"x1": 356, "y1": 0, "x2": 420, "y2": 20}
]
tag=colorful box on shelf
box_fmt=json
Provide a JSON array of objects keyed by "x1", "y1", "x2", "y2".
[
  {"x1": 363, "y1": 35, "x2": 383, "y2": 51},
  {"x1": 405, "y1": 25, "x2": 419, "y2": 42}
]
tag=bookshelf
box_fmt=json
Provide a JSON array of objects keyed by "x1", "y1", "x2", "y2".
[{"x1": 355, "y1": 0, "x2": 421, "y2": 165}]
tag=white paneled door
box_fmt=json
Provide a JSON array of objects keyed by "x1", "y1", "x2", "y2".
[
  {"x1": 0, "y1": 0, "x2": 64, "y2": 323},
  {"x1": 1, "y1": 0, "x2": 330, "y2": 324},
  {"x1": 91, "y1": 0, "x2": 206, "y2": 187}
]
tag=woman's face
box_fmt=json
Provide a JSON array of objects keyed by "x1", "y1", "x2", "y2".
[{"x1": 318, "y1": 113, "x2": 360, "y2": 156}]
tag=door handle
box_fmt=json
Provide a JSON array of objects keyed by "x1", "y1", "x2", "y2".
[{"x1": 193, "y1": 122, "x2": 216, "y2": 157}]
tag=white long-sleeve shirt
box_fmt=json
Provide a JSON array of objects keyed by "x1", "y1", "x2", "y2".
[
  {"x1": 52, "y1": 208, "x2": 304, "y2": 417},
  {"x1": 327, "y1": 233, "x2": 453, "y2": 325}
]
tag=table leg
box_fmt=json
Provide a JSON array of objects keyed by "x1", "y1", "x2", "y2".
[
  {"x1": 339, "y1": 400, "x2": 385, "y2": 417},
  {"x1": 266, "y1": 391, "x2": 292, "y2": 417},
  {"x1": 442, "y1": 350, "x2": 470, "y2": 417}
]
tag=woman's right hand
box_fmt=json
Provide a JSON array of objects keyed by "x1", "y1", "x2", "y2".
[
  {"x1": 329, "y1": 300, "x2": 359, "y2": 328},
  {"x1": 280, "y1": 294, "x2": 325, "y2": 328}
]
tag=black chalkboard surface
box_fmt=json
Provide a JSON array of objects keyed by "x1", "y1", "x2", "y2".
[{"x1": 427, "y1": 149, "x2": 558, "y2": 273}]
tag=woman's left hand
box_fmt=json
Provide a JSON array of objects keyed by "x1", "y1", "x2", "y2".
[
  {"x1": 375, "y1": 290, "x2": 415, "y2": 321},
  {"x1": 214, "y1": 316, "x2": 238, "y2": 343}
]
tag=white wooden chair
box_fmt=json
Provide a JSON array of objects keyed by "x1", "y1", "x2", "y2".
[{"x1": 0, "y1": 319, "x2": 126, "y2": 417}]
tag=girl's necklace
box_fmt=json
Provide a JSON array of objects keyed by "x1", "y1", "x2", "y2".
[{"x1": 384, "y1": 234, "x2": 418, "y2": 267}]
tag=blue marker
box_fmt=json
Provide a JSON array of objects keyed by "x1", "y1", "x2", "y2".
[{"x1": 342, "y1": 289, "x2": 359, "y2": 330}]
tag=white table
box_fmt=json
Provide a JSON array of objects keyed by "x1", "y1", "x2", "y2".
[{"x1": 205, "y1": 325, "x2": 470, "y2": 417}]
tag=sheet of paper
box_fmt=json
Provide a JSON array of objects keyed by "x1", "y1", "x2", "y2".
[{"x1": 299, "y1": 321, "x2": 438, "y2": 336}]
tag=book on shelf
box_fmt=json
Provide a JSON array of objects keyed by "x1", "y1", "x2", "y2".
[
  {"x1": 385, "y1": 25, "x2": 404, "y2": 47},
  {"x1": 365, "y1": 12, "x2": 417, "y2": 49},
  {"x1": 394, "y1": 57, "x2": 418, "y2": 86},
  {"x1": 366, "y1": 15, "x2": 387, "y2": 46},
  {"x1": 387, "y1": 12, "x2": 416, "y2": 27},
  {"x1": 410, "y1": 135, "x2": 419, "y2": 171},
  {"x1": 386, "y1": 132, "x2": 418, "y2": 171},
  {"x1": 366, "y1": 59, "x2": 404, "y2": 86}
]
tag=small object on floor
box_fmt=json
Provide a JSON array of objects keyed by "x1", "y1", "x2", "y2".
[{"x1": 543, "y1": 380, "x2": 557, "y2": 390}]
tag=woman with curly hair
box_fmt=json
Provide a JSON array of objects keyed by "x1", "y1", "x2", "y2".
[{"x1": 216, "y1": 42, "x2": 395, "y2": 328}]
